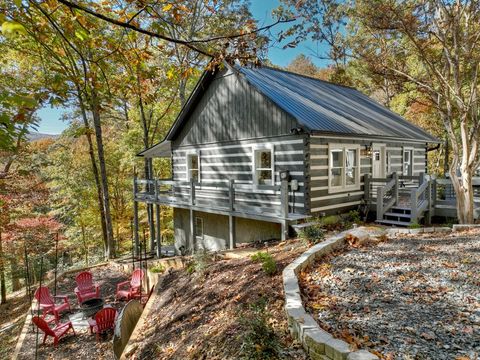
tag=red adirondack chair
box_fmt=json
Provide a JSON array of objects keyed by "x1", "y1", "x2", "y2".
[
  {"x1": 74, "y1": 271, "x2": 100, "y2": 304},
  {"x1": 34, "y1": 286, "x2": 71, "y2": 323},
  {"x1": 116, "y1": 269, "x2": 144, "y2": 300},
  {"x1": 87, "y1": 307, "x2": 117, "y2": 342},
  {"x1": 32, "y1": 316, "x2": 75, "y2": 346}
]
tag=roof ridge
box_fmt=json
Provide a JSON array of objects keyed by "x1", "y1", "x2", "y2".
[{"x1": 256, "y1": 64, "x2": 358, "y2": 90}]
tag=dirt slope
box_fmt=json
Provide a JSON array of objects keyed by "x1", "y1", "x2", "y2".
[{"x1": 127, "y1": 240, "x2": 308, "y2": 360}]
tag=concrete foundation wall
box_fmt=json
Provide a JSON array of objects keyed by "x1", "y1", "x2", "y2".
[{"x1": 173, "y1": 208, "x2": 281, "y2": 252}]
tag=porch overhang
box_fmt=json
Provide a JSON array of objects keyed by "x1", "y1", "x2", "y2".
[{"x1": 137, "y1": 140, "x2": 171, "y2": 158}]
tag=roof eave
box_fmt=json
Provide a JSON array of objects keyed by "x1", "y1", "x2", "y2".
[{"x1": 310, "y1": 130, "x2": 441, "y2": 144}]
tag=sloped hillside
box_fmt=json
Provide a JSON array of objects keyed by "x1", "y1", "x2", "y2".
[{"x1": 125, "y1": 240, "x2": 308, "y2": 360}]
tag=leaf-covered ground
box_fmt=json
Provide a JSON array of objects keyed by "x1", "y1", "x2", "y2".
[
  {"x1": 126, "y1": 240, "x2": 308, "y2": 360},
  {"x1": 0, "y1": 289, "x2": 31, "y2": 359},
  {"x1": 16, "y1": 264, "x2": 128, "y2": 360},
  {"x1": 300, "y1": 230, "x2": 480, "y2": 360}
]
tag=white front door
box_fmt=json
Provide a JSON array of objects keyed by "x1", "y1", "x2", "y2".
[{"x1": 372, "y1": 144, "x2": 386, "y2": 178}]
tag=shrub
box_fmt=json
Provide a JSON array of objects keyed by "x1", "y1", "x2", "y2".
[
  {"x1": 186, "y1": 250, "x2": 211, "y2": 276},
  {"x1": 261, "y1": 256, "x2": 277, "y2": 276},
  {"x1": 408, "y1": 222, "x2": 421, "y2": 229},
  {"x1": 251, "y1": 251, "x2": 271, "y2": 262},
  {"x1": 298, "y1": 224, "x2": 325, "y2": 245},
  {"x1": 149, "y1": 264, "x2": 166, "y2": 273},
  {"x1": 345, "y1": 210, "x2": 361, "y2": 224},
  {"x1": 239, "y1": 298, "x2": 280, "y2": 360},
  {"x1": 317, "y1": 215, "x2": 343, "y2": 231},
  {"x1": 251, "y1": 252, "x2": 277, "y2": 276}
]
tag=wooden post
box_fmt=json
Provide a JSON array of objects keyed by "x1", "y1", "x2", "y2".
[
  {"x1": 154, "y1": 179, "x2": 159, "y2": 201},
  {"x1": 229, "y1": 179, "x2": 235, "y2": 211},
  {"x1": 189, "y1": 209, "x2": 195, "y2": 254},
  {"x1": 280, "y1": 179, "x2": 289, "y2": 218},
  {"x1": 419, "y1": 172, "x2": 425, "y2": 188},
  {"x1": 432, "y1": 178, "x2": 437, "y2": 208},
  {"x1": 427, "y1": 179, "x2": 432, "y2": 225},
  {"x1": 393, "y1": 172, "x2": 399, "y2": 205},
  {"x1": 364, "y1": 174, "x2": 370, "y2": 201},
  {"x1": 133, "y1": 178, "x2": 140, "y2": 257},
  {"x1": 376, "y1": 186, "x2": 384, "y2": 221},
  {"x1": 281, "y1": 221, "x2": 288, "y2": 241},
  {"x1": 190, "y1": 178, "x2": 195, "y2": 206},
  {"x1": 410, "y1": 189, "x2": 417, "y2": 224},
  {"x1": 155, "y1": 204, "x2": 161, "y2": 258},
  {"x1": 148, "y1": 203, "x2": 155, "y2": 255},
  {"x1": 228, "y1": 215, "x2": 236, "y2": 249}
]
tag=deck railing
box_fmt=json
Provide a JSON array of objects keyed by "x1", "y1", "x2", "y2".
[
  {"x1": 410, "y1": 175, "x2": 430, "y2": 223},
  {"x1": 374, "y1": 173, "x2": 399, "y2": 221},
  {"x1": 365, "y1": 172, "x2": 430, "y2": 222},
  {"x1": 134, "y1": 178, "x2": 291, "y2": 219}
]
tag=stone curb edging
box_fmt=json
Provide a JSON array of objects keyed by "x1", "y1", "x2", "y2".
[
  {"x1": 385, "y1": 226, "x2": 451, "y2": 236},
  {"x1": 283, "y1": 230, "x2": 379, "y2": 360}
]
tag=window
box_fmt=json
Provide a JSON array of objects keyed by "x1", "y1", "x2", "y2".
[
  {"x1": 187, "y1": 153, "x2": 200, "y2": 182},
  {"x1": 195, "y1": 217, "x2": 204, "y2": 239},
  {"x1": 253, "y1": 147, "x2": 274, "y2": 186},
  {"x1": 403, "y1": 148, "x2": 413, "y2": 176},
  {"x1": 329, "y1": 145, "x2": 360, "y2": 192}
]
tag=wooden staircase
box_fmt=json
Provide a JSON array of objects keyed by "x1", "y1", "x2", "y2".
[
  {"x1": 376, "y1": 202, "x2": 426, "y2": 227},
  {"x1": 365, "y1": 172, "x2": 431, "y2": 227}
]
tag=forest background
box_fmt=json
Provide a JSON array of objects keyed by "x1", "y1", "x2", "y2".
[{"x1": 1, "y1": 0, "x2": 474, "y2": 303}]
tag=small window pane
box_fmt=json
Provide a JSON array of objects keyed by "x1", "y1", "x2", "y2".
[
  {"x1": 346, "y1": 167, "x2": 357, "y2": 186},
  {"x1": 346, "y1": 149, "x2": 357, "y2": 167},
  {"x1": 191, "y1": 170, "x2": 199, "y2": 182},
  {"x1": 404, "y1": 151, "x2": 410, "y2": 162},
  {"x1": 330, "y1": 168, "x2": 343, "y2": 187},
  {"x1": 190, "y1": 155, "x2": 198, "y2": 169},
  {"x1": 331, "y1": 149, "x2": 343, "y2": 167},
  {"x1": 256, "y1": 150, "x2": 271, "y2": 168},
  {"x1": 257, "y1": 170, "x2": 272, "y2": 185}
]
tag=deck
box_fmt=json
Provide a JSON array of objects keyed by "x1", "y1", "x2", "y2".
[
  {"x1": 365, "y1": 173, "x2": 480, "y2": 226},
  {"x1": 134, "y1": 178, "x2": 308, "y2": 224}
]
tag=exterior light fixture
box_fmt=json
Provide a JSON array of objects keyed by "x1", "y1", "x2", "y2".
[{"x1": 362, "y1": 144, "x2": 372, "y2": 157}]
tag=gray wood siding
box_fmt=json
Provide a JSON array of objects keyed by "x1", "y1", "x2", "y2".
[
  {"x1": 307, "y1": 135, "x2": 427, "y2": 215},
  {"x1": 172, "y1": 135, "x2": 307, "y2": 214},
  {"x1": 172, "y1": 69, "x2": 300, "y2": 147}
]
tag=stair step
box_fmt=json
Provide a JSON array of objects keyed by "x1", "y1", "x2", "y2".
[
  {"x1": 384, "y1": 212, "x2": 412, "y2": 219},
  {"x1": 376, "y1": 219, "x2": 412, "y2": 227},
  {"x1": 390, "y1": 206, "x2": 412, "y2": 212},
  {"x1": 291, "y1": 222, "x2": 317, "y2": 230}
]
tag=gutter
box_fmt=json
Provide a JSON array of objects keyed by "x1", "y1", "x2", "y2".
[{"x1": 427, "y1": 143, "x2": 441, "y2": 152}]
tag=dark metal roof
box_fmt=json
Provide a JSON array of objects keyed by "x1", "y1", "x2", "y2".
[
  {"x1": 238, "y1": 66, "x2": 439, "y2": 142},
  {"x1": 140, "y1": 64, "x2": 438, "y2": 157}
]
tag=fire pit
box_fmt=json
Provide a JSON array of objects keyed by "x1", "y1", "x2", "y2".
[{"x1": 81, "y1": 298, "x2": 104, "y2": 319}]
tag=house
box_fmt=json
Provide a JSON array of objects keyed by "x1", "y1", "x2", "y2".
[{"x1": 134, "y1": 64, "x2": 441, "y2": 255}]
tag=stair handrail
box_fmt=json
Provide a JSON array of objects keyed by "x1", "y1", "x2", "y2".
[
  {"x1": 376, "y1": 172, "x2": 399, "y2": 221},
  {"x1": 410, "y1": 173, "x2": 429, "y2": 223}
]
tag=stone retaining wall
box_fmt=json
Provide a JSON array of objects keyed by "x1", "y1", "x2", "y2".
[{"x1": 283, "y1": 230, "x2": 379, "y2": 360}]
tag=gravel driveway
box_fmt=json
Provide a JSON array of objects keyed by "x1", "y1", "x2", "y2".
[{"x1": 300, "y1": 231, "x2": 480, "y2": 359}]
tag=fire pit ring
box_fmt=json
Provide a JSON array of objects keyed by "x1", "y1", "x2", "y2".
[{"x1": 81, "y1": 298, "x2": 104, "y2": 319}]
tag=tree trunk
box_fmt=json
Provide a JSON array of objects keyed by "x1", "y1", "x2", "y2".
[
  {"x1": 179, "y1": 78, "x2": 187, "y2": 106},
  {"x1": 450, "y1": 166, "x2": 475, "y2": 224},
  {"x1": 90, "y1": 85, "x2": 115, "y2": 259},
  {"x1": 81, "y1": 223, "x2": 88, "y2": 266},
  {"x1": 0, "y1": 229, "x2": 6, "y2": 304},
  {"x1": 137, "y1": 85, "x2": 156, "y2": 254},
  {"x1": 10, "y1": 259, "x2": 21, "y2": 292},
  {"x1": 444, "y1": 137, "x2": 449, "y2": 177},
  {"x1": 76, "y1": 89, "x2": 109, "y2": 252}
]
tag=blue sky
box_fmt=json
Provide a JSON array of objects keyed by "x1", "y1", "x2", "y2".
[{"x1": 37, "y1": 0, "x2": 327, "y2": 134}]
